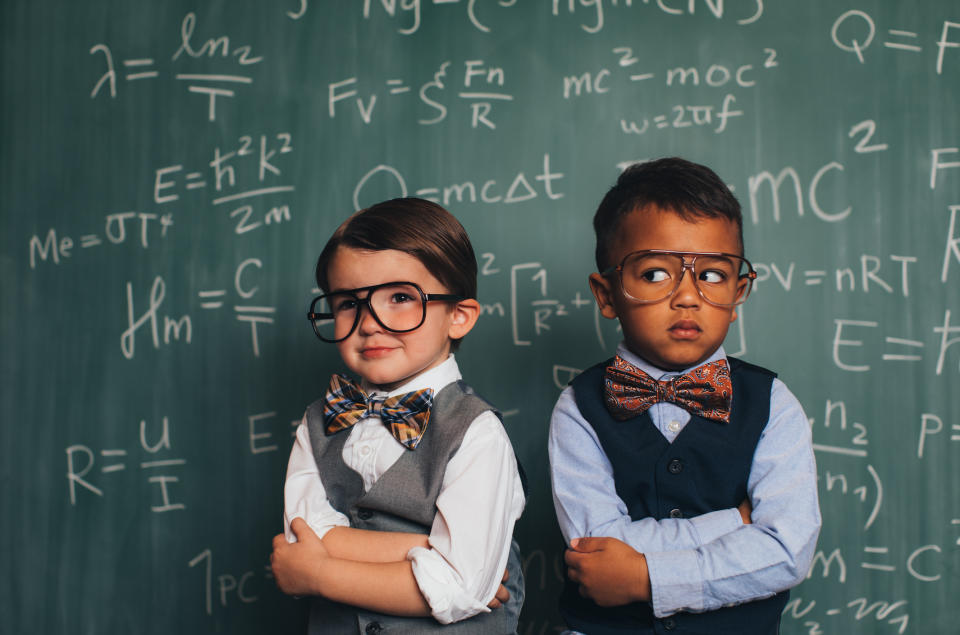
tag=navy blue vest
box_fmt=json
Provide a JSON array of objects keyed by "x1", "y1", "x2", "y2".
[{"x1": 560, "y1": 357, "x2": 788, "y2": 635}]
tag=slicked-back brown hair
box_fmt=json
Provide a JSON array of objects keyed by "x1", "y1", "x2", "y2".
[
  {"x1": 315, "y1": 197, "x2": 477, "y2": 297},
  {"x1": 315, "y1": 198, "x2": 478, "y2": 348}
]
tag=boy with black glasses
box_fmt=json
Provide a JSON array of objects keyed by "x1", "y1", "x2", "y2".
[
  {"x1": 272, "y1": 198, "x2": 525, "y2": 633},
  {"x1": 550, "y1": 158, "x2": 821, "y2": 634}
]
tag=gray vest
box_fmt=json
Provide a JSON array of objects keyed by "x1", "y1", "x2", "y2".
[{"x1": 305, "y1": 380, "x2": 524, "y2": 634}]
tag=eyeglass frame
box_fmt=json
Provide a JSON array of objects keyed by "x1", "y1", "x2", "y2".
[
  {"x1": 307, "y1": 280, "x2": 465, "y2": 343},
  {"x1": 601, "y1": 249, "x2": 758, "y2": 307}
]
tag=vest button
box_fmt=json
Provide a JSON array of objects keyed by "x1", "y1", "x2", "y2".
[
  {"x1": 357, "y1": 509, "x2": 373, "y2": 520},
  {"x1": 667, "y1": 458, "x2": 684, "y2": 474},
  {"x1": 365, "y1": 622, "x2": 382, "y2": 634},
  {"x1": 663, "y1": 617, "x2": 677, "y2": 630},
  {"x1": 669, "y1": 508, "x2": 682, "y2": 518}
]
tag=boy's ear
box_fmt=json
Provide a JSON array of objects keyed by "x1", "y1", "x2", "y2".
[
  {"x1": 588, "y1": 273, "x2": 619, "y2": 320},
  {"x1": 448, "y1": 298, "x2": 480, "y2": 340}
]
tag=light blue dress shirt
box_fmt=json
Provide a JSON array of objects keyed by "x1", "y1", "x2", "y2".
[{"x1": 549, "y1": 343, "x2": 822, "y2": 618}]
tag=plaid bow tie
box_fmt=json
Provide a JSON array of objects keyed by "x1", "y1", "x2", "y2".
[
  {"x1": 603, "y1": 356, "x2": 732, "y2": 423},
  {"x1": 323, "y1": 374, "x2": 434, "y2": 449}
]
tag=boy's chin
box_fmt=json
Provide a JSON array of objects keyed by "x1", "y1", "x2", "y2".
[{"x1": 628, "y1": 346, "x2": 715, "y2": 372}]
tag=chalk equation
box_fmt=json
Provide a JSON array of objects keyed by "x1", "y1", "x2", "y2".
[
  {"x1": 330, "y1": 59, "x2": 513, "y2": 129},
  {"x1": 831, "y1": 310, "x2": 960, "y2": 375},
  {"x1": 562, "y1": 46, "x2": 779, "y2": 136},
  {"x1": 831, "y1": 9, "x2": 960, "y2": 73},
  {"x1": 552, "y1": 0, "x2": 764, "y2": 34},
  {"x1": 360, "y1": 0, "x2": 520, "y2": 35},
  {"x1": 809, "y1": 525, "x2": 957, "y2": 587},
  {"x1": 916, "y1": 412, "x2": 960, "y2": 459},
  {"x1": 754, "y1": 254, "x2": 918, "y2": 297},
  {"x1": 153, "y1": 132, "x2": 296, "y2": 236},
  {"x1": 507, "y1": 261, "x2": 595, "y2": 347},
  {"x1": 27, "y1": 132, "x2": 297, "y2": 270},
  {"x1": 196, "y1": 259, "x2": 277, "y2": 358},
  {"x1": 620, "y1": 95, "x2": 743, "y2": 136},
  {"x1": 246, "y1": 410, "x2": 302, "y2": 455},
  {"x1": 784, "y1": 595, "x2": 910, "y2": 634},
  {"x1": 809, "y1": 399, "x2": 869, "y2": 452},
  {"x1": 808, "y1": 399, "x2": 882, "y2": 531},
  {"x1": 121, "y1": 276, "x2": 192, "y2": 360},
  {"x1": 28, "y1": 211, "x2": 174, "y2": 269},
  {"x1": 90, "y1": 13, "x2": 263, "y2": 122},
  {"x1": 122, "y1": 258, "x2": 281, "y2": 360},
  {"x1": 188, "y1": 548, "x2": 271, "y2": 616},
  {"x1": 351, "y1": 153, "x2": 565, "y2": 210},
  {"x1": 819, "y1": 465, "x2": 882, "y2": 532},
  {"x1": 66, "y1": 416, "x2": 186, "y2": 512},
  {"x1": 8, "y1": 3, "x2": 954, "y2": 634},
  {"x1": 622, "y1": 142, "x2": 958, "y2": 220}
]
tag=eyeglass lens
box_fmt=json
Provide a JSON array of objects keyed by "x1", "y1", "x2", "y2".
[
  {"x1": 619, "y1": 252, "x2": 752, "y2": 306},
  {"x1": 311, "y1": 283, "x2": 425, "y2": 341}
]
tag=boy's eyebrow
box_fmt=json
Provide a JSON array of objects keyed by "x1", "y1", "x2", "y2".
[
  {"x1": 320, "y1": 284, "x2": 362, "y2": 296},
  {"x1": 327, "y1": 286, "x2": 365, "y2": 295},
  {"x1": 325, "y1": 281, "x2": 403, "y2": 295}
]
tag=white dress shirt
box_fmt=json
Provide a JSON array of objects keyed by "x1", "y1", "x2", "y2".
[{"x1": 284, "y1": 355, "x2": 526, "y2": 624}]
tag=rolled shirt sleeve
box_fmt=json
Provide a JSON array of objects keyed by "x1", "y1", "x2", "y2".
[
  {"x1": 283, "y1": 417, "x2": 350, "y2": 543},
  {"x1": 406, "y1": 410, "x2": 526, "y2": 624}
]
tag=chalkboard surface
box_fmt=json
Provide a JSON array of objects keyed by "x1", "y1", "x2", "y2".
[{"x1": 3, "y1": 1, "x2": 958, "y2": 633}]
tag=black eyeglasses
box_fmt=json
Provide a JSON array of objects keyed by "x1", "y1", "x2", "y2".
[
  {"x1": 308, "y1": 281, "x2": 464, "y2": 343},
  {"x1": 603, "y1": 249, "x2": 757, "y2": 307}
]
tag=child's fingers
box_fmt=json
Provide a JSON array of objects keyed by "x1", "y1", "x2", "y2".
[
  {"x1": 569, "y1": 536, "x2": 606, "y2": 553},
  {"x1": 737, "y1": 498, "x2": 753, "y2": 524},
  {"x1": 564, "y1": 547, "x2": 587, "y2": 573},
  {"x1": 289, "y1": 517, "x2": 313, "y2": 541},
  {"x1": 487, "y1": 582, "x2": 510, "y2": 609}
]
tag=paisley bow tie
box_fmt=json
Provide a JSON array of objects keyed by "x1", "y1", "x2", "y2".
[
  {"x1": 323, "y1": 374, "x2": 433, "y2": 449},
  {"x1": 603, "y1": 356, "x2": 732, "y2": 423}
]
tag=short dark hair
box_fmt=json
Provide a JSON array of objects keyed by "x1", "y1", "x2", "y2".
[{"x1": 592, "y1": 157, "x2": 744, "y2": 271}]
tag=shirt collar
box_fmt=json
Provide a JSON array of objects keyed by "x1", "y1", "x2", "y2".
[
  {"x1": 615, "y1": 342, "x2": 728, "y2": 381},
  {"x1": 363, "y1": 354, "x2": 461, "y2": 398}
]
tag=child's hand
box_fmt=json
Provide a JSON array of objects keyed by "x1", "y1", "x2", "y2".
[
  {"x1": 271, "y1": 517, "x2": 331, "y2": 596},
  {"x1": 565, "y1": 537, "x2": 650, "y2": 606},
  {"x1": 738, "y1": 498, "x2": 753, "y2": 525},
  {"x1": 486, "y1": 568, "x2": 510, "y2": 609}
]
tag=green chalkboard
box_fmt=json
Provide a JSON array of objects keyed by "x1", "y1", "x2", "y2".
[{"x1": 3, "y1": 1, "x2": 959, "y2": 633}]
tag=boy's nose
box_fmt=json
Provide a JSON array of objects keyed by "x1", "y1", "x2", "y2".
[
  {"x1": 356, "y1": 305, "x2": 383, "y2": 334},
  {"x1": 671, "y1": 269, "x2": 701, "y2": 307}
]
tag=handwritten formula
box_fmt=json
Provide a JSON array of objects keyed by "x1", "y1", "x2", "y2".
[{"x1": 2, "y1": 2, "x2": 957, "y2": 635}]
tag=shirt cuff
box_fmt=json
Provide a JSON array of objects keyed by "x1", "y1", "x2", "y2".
[
  {"x1": 283, "y1": 510, "x2": 348, "y2": 543},
  {"x1": 407, "y1": 546, "x2": 489, "y2": 624},
  {"x1": 688, "y1": 508, "x2": 742, "y2": 544},
  {"x1": 646, "y1": 549, "x2": 704, "y2": 617}
]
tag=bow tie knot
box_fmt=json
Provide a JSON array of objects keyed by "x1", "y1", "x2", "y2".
[
  {"x1": 655, "y1": 379, "x2": 678, "y2": 404},
  {"x1": 323, "y1": 374, "x2": 434, "y2": 449},
  {"x1": 603, "y1": 356, "x2": 732, "y2": 423},
  {"x1": 365, "y1": 397, "x2": 386, "y2": 418}
]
